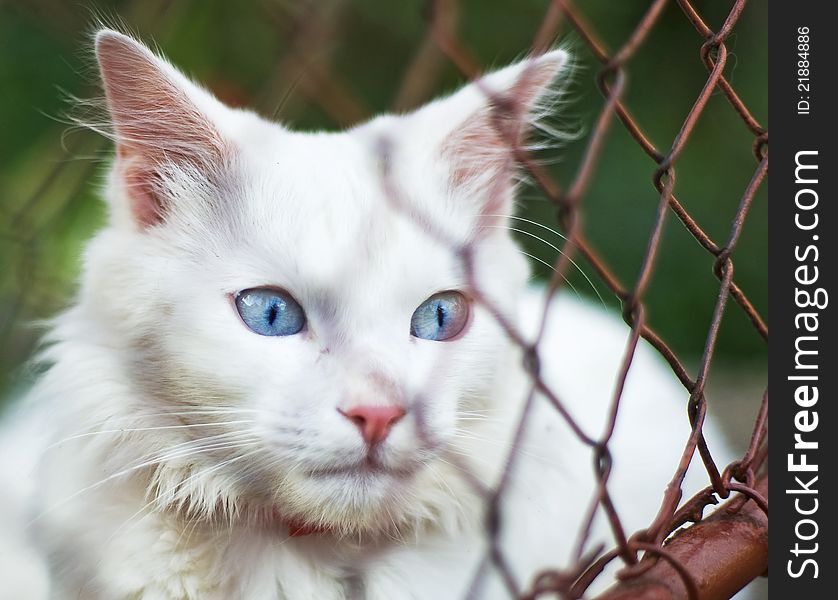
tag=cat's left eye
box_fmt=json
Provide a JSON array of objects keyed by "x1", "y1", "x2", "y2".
[
  {"x1": 410, "y1": 291, "x2": 469, "y2": 341},
  {"x1": 235, "y1": 288, "x2": 306, "y2": 337}
]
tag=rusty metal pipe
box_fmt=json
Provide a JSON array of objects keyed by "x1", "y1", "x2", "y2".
[{"x1": 593, "y1": 475, "x2": 768, "y2": 600}]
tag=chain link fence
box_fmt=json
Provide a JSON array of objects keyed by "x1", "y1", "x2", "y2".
[{"x1": 414, "y1": 1, "x2": 768, "y2": 597}]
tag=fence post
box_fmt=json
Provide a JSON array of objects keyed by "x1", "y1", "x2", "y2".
[{"x1": 593, "y1": 474, "x2": 768, "y2": 600}]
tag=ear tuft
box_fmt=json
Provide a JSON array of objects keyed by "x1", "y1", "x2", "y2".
[
  {"x1": 442, "y1": 50, "x2": 568, "y2": 195},
  {"x1": 95, "y1": 29, "x2": 228, "y2": 228}
]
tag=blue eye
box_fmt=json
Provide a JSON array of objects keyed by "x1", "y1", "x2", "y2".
[
  {"x1": 410, "y1": 291, "x2": 469, "y2": 341},
  {"x1": 235, "y1": 288, "x2": 306, "y2": 337}
]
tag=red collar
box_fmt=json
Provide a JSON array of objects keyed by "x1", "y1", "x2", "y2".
[{"x1": 286, "y1": 521, "x2": 330, "y2": 537}]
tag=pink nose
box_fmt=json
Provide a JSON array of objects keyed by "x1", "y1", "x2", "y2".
[{"x1": 340, "y1": 405, "x2": 406, "y2": 446}]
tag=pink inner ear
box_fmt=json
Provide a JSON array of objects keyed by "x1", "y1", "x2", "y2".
[
  {"x1": 119, "y1": 157, "x2": 165, "y2": 228},
  {"x1": 435, "y1": 57, "x2": 564, "y2": 240},
  {"x1": 444, "y1": 107, "x2": 518, "y2": 189},
  {"x1": 96, "y1": 31, "x2": 227, "y2": 229},
  {"x1": 443, "y1": 57, "x2": 561, "y2": 192}
]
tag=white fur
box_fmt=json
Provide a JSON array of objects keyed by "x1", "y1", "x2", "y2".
[{"x1": 0, "y1": 31, "x2": 732, "y2": 599}]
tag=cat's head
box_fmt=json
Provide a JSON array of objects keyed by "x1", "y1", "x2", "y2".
[{"x1": 80, "y1": 30, "x2": 568, "y2": 537}]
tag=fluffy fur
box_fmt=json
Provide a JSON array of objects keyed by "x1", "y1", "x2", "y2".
[{"x1": 0, "y1": 30, "x2": 731, "y2": 599}]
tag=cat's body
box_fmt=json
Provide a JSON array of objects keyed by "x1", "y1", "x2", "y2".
[{"x1": 0, "y1": 31, "x2": 729, "y2": 599}]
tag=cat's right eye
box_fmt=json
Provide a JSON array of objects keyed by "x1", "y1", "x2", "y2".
[{"x1": 235, "y1": 288, "x2": 306, "y2": 337}]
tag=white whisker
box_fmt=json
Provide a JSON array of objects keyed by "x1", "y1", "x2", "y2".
[
  {"x1": 480, "y1": 221, "x2": 608, "y2": 308},
  {"x1": 103, "y1": 448, "x2": 263, "y2": 547},
  {"x1": 28, "y1": 432, "x2": 259, "y2": 527},
  {"x1": 45, "y1": 420, "x2": 256, "y2": 450},
  {"x1": 518, "y1": 250, "x2": 581, "y2": 297}
]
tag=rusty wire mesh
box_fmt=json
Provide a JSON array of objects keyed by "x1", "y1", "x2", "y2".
[
  {"x1": 410, "y1": 1, "x2": 769, "y2": 597},
  {"x1": 384, "y1": 0, "x2": 769, "y2": 597},
  {"x1": 1, "y1": 0, "x2": 768, "y2": 598}
]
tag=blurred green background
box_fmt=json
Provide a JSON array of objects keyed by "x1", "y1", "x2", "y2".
[{"x1": 0, "y1": 0, "x2": 767, "y2": 406}]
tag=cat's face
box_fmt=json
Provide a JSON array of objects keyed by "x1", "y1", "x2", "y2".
[{"x1": 84, "y1": 31, "x2": 566, "y2": 535}]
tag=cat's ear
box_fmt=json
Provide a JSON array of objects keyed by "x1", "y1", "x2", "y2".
[
  {"x1": 94, "y1": 30, "x2": 230, "y2": 229},
  {"x1": 415, "y1": 50, "x2": 568, "y2": 213}
]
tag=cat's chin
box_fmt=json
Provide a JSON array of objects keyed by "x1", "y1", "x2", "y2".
[{"x1": 261, "y1": 460, "x2": 451, "y2": 538}]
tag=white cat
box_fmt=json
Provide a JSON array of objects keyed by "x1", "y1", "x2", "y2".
[{"x1": 0, "y1": 30, "x2": 731, "y2": 600}]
